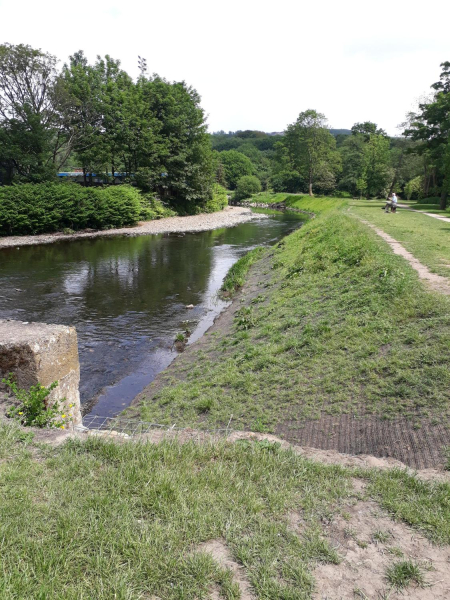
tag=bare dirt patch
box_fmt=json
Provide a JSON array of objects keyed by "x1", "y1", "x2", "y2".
[
  {"x1": 197, "y1": 539, "x2": 255, "y2": 600},
  {"x1": 314, "y1": 496, "x2": 450, "y2": 599}
]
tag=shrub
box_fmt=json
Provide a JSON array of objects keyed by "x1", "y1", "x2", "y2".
[
  {"x1": 139, "y1": 193, "x2": 176, "y2": 220},
  {"x1": 235, "y1": 175, "x2": 262, "y2": 200},
  {"x1": 0, "y1": 183, "x2": 146, "y2": 236},
  {"x1": 203, "y1": 184, "x2": 228, "y2": 213}
]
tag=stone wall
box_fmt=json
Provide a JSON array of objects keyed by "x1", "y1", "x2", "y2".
[{"x1": 0, "y1": 320, "x2": 82, "y2": 426}]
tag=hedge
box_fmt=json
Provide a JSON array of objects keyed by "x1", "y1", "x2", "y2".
[{"x1": 0, "y1": 183, "x2": 145, "y2": 236}]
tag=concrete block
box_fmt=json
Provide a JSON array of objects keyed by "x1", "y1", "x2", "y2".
[{"x1": 0, "y1": 319, "x2": 82, "y2": 426}]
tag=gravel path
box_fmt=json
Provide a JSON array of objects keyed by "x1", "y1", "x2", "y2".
[{"x1": 0, "y1": 206, "x2": 263, "y2": 249}]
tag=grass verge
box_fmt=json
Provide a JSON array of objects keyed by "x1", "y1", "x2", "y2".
[
  {"x1": 350, "y1": 199, "x2": 450, "y2": 277},
  {"x1": 135, "y1": 205, "x2": 450, "y2": 430},
  {"x1": 221, "y1": 247, "x2": 266, "y2": 294}
]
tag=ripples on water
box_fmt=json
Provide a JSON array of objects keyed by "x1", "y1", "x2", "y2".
[{"x1": 0, "y1": 211, "x2": 305, "y2": 417}]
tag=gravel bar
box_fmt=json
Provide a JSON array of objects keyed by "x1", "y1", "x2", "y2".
[{"x1": 0, "y1": 206, "x2": 265, "y2": 249}]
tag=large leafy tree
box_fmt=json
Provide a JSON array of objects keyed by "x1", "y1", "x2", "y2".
[
  {"x1": 284, "y1": 109, "x2": 337, "y2": 196},
  {"x1": 405, "y1": 62, "x2": 450, "y2": 209},
  {"x1": 218, "y1": 150, "x2": 254, "y2": 189},
  {"x1": 0, "y1": 43, "x2": 64, "y2": 182}
]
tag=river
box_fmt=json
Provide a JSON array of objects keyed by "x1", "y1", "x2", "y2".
[{"x1": 0, "y1": 210, "x2": 306, "y2": 418}]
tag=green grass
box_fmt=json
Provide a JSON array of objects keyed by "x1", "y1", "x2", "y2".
[
  {"x1": 385, "y1": 560, "x2": 426, "y2": 589},
  {"x1": 1, "y1": 421, "x2": 449, "y2": 598},
  {"x1": 248, "y1": 192, "x2": 344, "y2": 215},
  {"x1": 221, "y1": 247, "x2": 266, "y2": 294},
  {"x1": 0, "y1": 421, "x2": 348, "y2": 599},
  {"x1": 362, "y1": 468, "x2": 450, "y2": 544},
  {"x1": 350, "y1": 199, "x2": 450, "y2": 277},
  {"x1": 134, "y1": 206, "x2": 450, "y2": 431}
]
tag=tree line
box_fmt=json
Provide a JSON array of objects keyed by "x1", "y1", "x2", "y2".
[
  {"x1": 0, "y1": 44, "x2": 216, "y2": 213},
  {"x1": 1, "y1": 43, "x2": 448, "y2": 210},
  {"x1": 211, "y1": 61, "x2": 450, "y2": 208}
]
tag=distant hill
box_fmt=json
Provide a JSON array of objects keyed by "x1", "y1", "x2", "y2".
[
  {"x1": 330, "y1": 129, "x2": 351, "y2": 136},
  {"x1": 212, "y1": 129, "x2": 351, "y2": 138}
]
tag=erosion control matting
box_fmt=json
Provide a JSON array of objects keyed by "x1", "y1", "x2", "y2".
[{"x1": 277, "y1": 415, "x2": 450, "y2": 469}]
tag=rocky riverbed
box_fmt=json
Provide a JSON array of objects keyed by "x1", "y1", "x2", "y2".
[{"x1": 0, "y1": 206, "x2": 263, "y2": 248}]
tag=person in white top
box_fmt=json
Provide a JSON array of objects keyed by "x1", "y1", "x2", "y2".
[{"x1": 383, "y1": 193, "x2": 398, "y2": 213}]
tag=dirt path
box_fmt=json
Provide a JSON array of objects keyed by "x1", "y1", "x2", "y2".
[
  {"x1": 359, "y1": 218, "x2": 450, "y2": 295},
  {"x1": 0, "y1": 206, "x2": 261, "y2": 249}
]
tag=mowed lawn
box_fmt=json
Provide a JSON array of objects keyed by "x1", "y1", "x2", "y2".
[{"x1": 350, "y1": 199, "x2": 450, "y2": 278}]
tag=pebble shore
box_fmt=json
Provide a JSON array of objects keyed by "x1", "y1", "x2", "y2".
[{"x1": 0, "y1": 206, "x2": 265, "y2": 249}]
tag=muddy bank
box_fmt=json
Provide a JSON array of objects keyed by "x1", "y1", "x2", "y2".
[{"x1": 0, "y1": 206, "x2": 261, "y2": 249}]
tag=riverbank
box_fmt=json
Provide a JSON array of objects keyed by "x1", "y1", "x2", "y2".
[
  {"x1": 0, "y1": 206, "x2": 259, "y2": 248},
  {"x1": 127, "y1": 203, "x2": 450, "y2": 469}
]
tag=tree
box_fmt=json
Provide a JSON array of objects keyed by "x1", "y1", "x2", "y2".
[
  {"x1": 284, "y1": 109, "x2": 337, "y2": 196},
  {"x1": 363, "y1": 134, "x2": 392, "y2": 197},
  {"x1": 338, "y1": 124, "x2": 391, "y2": 198},
  {"x1": 405, "y1": 62, "x2": 450, "y2": 209},
  {"x1": 219, "y1": 150, "x2": 254, "y2": 189},
  {"x1": 0, "y1": 43, "x2": 60, "y2": 182},
  {"x1": 351, "y1": 121, "x2": 387, "y2": 139},
  {"x1": 235, "y1": 175, "x2": 261, "y2": 200}
]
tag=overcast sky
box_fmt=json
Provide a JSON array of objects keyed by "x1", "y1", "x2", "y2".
[{"x1": 1, "y1": 0, "x2": 449, "y2": 135}]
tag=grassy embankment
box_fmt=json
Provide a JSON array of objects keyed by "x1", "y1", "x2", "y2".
[
  {"x1": 134, "y1": 197, "x2": 450, "y2": 431},
  {"x1": 350, "y1": 199, "x2": 450, "y2": 277},
  {"x1": 0, "y1": 419, "x2": 449, "y2": 599}
]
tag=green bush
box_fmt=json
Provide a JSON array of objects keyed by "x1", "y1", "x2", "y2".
[
  {"x1": 0, "y1": 183, "x2": 146, "y2": 236},
  {"x1": 203, "y1": 184, "x2": 228, "y2": 213},
  {"x1": 139, "y1": 194, "x2": 176, "y2": 220},
  {"x1": 235, "y1": 175, "x2": 262, "y2": 200}
]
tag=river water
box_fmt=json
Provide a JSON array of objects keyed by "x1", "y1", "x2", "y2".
[{"x1": 0, "y1": 210, "x2": 305, "y2": 417}]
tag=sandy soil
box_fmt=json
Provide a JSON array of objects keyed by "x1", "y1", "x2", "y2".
[{"x1": 0, "y1": 206, "x2": 262, "y2": 249}]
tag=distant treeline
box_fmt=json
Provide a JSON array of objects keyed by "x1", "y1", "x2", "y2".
[
  {"x1": 0, "y1": 43, "x2": 448, "y2": 210},
  {"x1": 209, "y1": 63, "x2": 449, "y2": 207}
]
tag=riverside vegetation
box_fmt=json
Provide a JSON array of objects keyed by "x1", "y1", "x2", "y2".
[
  {"x1": 132, "y1": 198, "x2": 450, "y2": 431},
  {"x1": 0, "y1": 182, "x2": 227, "y2": 236}
]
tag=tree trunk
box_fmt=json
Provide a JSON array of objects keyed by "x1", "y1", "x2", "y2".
[
  {"x1": 440, "y1": 189, "x2": 448, "y2": 210},
  {"x1": 83, "y1": 168, "x2": 87, "y2": 186},
  {"x1": 308, "y1": 177, "x2": 313, "y2": 197}
]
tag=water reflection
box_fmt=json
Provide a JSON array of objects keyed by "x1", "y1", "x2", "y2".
[{"x1": 0, "y1": 211, "x2": 305, "y2": 416}]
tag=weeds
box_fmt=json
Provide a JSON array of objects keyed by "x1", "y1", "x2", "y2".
[
  {"x1": 385, "y1": 560, "x2": 426, "y2": 588},
  {"x1": 2, "y1": 375, "x2": 70, "y2": 428}
]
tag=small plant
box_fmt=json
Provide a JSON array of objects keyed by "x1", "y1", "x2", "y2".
[
  {"x1": 372, "y1": 530, "x2": 391, "y2": 544},
  {"x1": 386, "y1": 560, "x2": 425, "y2": 589},
  {"x1": 387, "y1": 546, "x2": 404, "y2": 558},
  {"x1": 251, "y1": 294, "x2": 266, "y2": 304},
  {"x1": 175, "y1": 333, "x2": 186, "y2": 343},
  {"x1": 62, "y1": 227, "x2": 75, "y2": 235},
  {"x1": 252, "y1": 417, "x2": 270, "y2": 433},
  {"x1": 235, "y1": 307, "x2": 255, "y2": 330},
  {"x1": 195, "y1": 397, "x2": 215, "y2": 413},
  {"x1": 3, "y1": 375, "x2": 70, "y2": 429}
]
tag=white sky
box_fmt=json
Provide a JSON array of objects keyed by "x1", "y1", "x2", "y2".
[{"x1": 1, "y1": 0, "x2": 449, "y2": 136}]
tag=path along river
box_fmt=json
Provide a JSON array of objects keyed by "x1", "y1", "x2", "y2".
[{"x1": 0, "y1": 210, "x2": 306, "y2": 418}]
